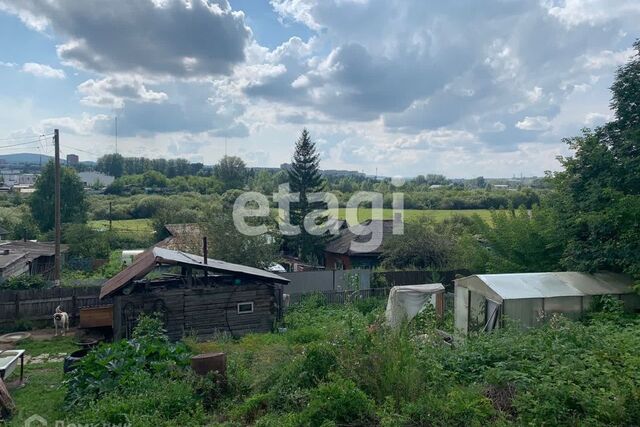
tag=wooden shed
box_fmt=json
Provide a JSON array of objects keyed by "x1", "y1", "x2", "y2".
[{"x1": 99, "y1": 247, "x2": 289, "y2": 341}]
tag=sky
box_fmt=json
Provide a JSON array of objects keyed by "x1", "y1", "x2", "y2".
[{"x1": 0, "y1": 0, "x2": 638, "y2": 178}]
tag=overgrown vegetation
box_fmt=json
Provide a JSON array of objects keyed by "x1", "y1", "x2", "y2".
[{"x1": 5, "y1": 296, "x2": 639, "y2": 426}]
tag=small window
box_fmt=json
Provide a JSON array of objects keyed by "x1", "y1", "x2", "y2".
[{"x1": 237, "y1": 302, "x2": 254, "y2": 314}]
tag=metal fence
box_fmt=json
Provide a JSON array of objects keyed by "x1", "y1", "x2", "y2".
[
  {"x1": 281, "y1": 269, "x2": 371, "y2": 294},
  {"x1": 288, "y1": 287, "x2": 392, "y2": 306}
]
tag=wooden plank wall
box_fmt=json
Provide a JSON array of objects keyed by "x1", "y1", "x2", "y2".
[
  {"x1": 114, "y1": 283, "x2": 279, "y2": 341},
  {"x1": 0, "y1": 287, "x2": 105, "y2": 326}
]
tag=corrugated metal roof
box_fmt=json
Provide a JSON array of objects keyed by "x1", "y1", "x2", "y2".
[
  {"x1": 99, "y1": 249, "x2": 157, "y2": 299},
  {"x1": 100, "y1": 247, "x2": 289, "y2": 299},
  {"x1": 463, "y1": 272, "x2": 633, "y2": 300}
]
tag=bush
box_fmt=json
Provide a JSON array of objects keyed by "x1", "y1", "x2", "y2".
[
  {"x1": 399, "y1": 387, "x2": 495, "y2": 427},
  {"x1": 297, "y1": 375, "x2": 376, "y2": 426},
  {"x1": 65, "y1": 314, "x2": 192, "y2": 408},
  {"x1": 0, "y1": 274, "x2": 47, "y2": 290},
  {"x1": 71, "y1": 371, "x2": 207, "y2": 427}
]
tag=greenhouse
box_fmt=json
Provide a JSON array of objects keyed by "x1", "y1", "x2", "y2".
[{"x1": 454, "y1": 272, "x2": 640, "y2": 335}]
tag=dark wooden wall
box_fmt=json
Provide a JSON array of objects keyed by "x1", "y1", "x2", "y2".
[{"x1": 113, "y1": 282, "x2": 281, "y2": 341}]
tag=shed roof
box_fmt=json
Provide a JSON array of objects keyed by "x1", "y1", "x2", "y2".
[
  {"x1": 0, "y1": 241, "x2": 69, "y2": 260},
  {"x1": 0, "y1": 252, "x2": 28, "y2": 269},
  {"x1": 457, "y1": 272, "x2": 633, "y2": 301},
  {"x1": 100, "y1": 247, "x2": 289, "y2": 299}
]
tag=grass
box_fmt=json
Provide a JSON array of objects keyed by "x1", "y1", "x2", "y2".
[
  {"x1": 88, "y1": 218, "x2": 154, "y2": 234},
  {"x1": 19, "y1": 336, "x2": 78, "y2": 356},
  {"x1": 275, "y1": 208, "x2": 493, "y2": 223},
  {"x1": 5, "y1": 303, "x2": 640, "y2": 426},
  {"x1": 8, "y1": 363, "x2": 66, "y2": 426},
  {"x1": 4, "y1": 336, "x2": 75, "y2": 426},
  {"x1": 338, "y1": 208, "x2": 492, "y2": 222}
]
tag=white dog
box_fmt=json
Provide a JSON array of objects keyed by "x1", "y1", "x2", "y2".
[{"x1": 53, "y1": 305, "x2": 69, "y2": 336}]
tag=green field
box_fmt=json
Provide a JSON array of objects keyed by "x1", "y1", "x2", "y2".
[
  {"x1": 88, "y1": 218, "x2": 154, "y2": 234},
  {"x1": 337, "y1": 208, "x2": 492, "y2": 222},
  {"x1": 88, "y1": 209, "x2": 491, "y2": 235}
]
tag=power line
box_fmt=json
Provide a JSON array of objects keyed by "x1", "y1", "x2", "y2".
[
  {"x1": 0, "y1": 137, "x2": 53, "y2": 149},
  {"x1": 0, "y1": 133, "x2": 53, "y2": 142},
  {"x1": 60, "y1": 144, "x2": 94, "y2": 156}
]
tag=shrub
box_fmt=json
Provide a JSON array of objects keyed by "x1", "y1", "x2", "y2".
[
  {"x1": 71, "y1": 371, "x2": 207, "y2": 427},
  {"x1": 65, "y1": 314, "x2": 191, "y2": 408},
  {"x1": 297, "y1": 375, "x2": 376, "y2": 426},
  {"x1": 399, "y1": 386, "x2": 495, "y2": 427},
  {"x1": 0, "y1": 274, "x2": 47, "y2": 290}
]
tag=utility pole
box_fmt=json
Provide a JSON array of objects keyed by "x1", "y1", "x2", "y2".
[
  {"x1": 115, "y1": 116, "x2": 118, "y2": 154},
  {"x1": 54, "y1": 129, "x2": 61, "y2": 286}
]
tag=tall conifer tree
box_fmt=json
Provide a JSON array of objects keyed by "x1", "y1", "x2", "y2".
[{"x1": 288, "y1": 129, "x2": 325, "y2": 261}]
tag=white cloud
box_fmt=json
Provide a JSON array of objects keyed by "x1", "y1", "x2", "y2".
[
  {"x1": 21, "y1": 62, "x2": 65, "y2": 79},
  {"x1": 542, "y1": 0, "x2": 640, "y2": 27},
  {"x1": 78, "y1": 76, "x2": 168, "y2": 108},
  {"x1": 582, "y1": 48, "x2": 635, "y2": 70},
  {"x1": 584, "y1": 112, "x2": 611, "y2": 126},
  {"x1": 0, "y1": 61, "x2": 17, "y2": 68},
  {"x1": 40, "y1": 113, "x2": 110, "y2": 135},
  {"x1": 516, "y1": 115, "x2": 552, "y2": 131}
]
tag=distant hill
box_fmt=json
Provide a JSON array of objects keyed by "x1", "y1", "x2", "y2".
[{"x1": 0, "y1": 152, "x2": 53, "y2": 165}]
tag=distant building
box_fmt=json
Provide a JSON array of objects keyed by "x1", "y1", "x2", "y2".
[
  {"x1": 324, "y1": 219, "x2": 398, "y2": 270},
  {"x1": 0, "y1": 172, "x2": 38, "y2": 188},
  {"x1": 0, "y1": 241, "x2": 69, "y2": 280},
  {"x1": 493, "y1": 184, "x2": 509, "y2": 189},
  {"x1": 78, "y1": 171, "x2": 115, "y2": 188},
  {"x1": 66, "y1": 154, "x2": 79, "y2": 165},
  {"x1": 279, "y1": 163, "x2": 365, "y2": 178}
]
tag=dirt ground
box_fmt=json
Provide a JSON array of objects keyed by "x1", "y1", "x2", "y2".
[{"x1": 0, "y1": 328, "x2": 78, "y2": 350}]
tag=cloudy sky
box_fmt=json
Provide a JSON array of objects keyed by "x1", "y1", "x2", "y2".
[{"x1": 0, "y1": 0, "x2": 638, "y2": 177}]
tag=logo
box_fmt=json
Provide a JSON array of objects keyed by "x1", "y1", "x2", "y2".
[{"x1": 24, "y1": 414, "x2": 47, "y2": 427}]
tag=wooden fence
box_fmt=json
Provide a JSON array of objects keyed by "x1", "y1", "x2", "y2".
[{"x1": 0, "y1": 287, "x2": 105, "y2": 326}]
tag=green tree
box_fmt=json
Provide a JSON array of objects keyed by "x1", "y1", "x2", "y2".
[
  {"x1": 96, "y1": 153, "x2": 125, "y2": 178},
  {"x1": 29, "y1": 161, "x2": 87, "y2": 231},
  {"x1": 552, "y1": 40, "x2": 640, "y2": 279},
  {"x1": 142, "y1": 170, "x2": 169, "y2": 188},
  {"x1": 214, "y1": 156, "x2": 246, "y2": 190},
  {"x1": 380, "y1": 218, "x2": 456, "y2": 270},
  {"x1": 288, "y1": 129, "x2": 326, "y2": 261},
  {"x1": 474, "y1": 206, "x2": 563, "y2": 273}
]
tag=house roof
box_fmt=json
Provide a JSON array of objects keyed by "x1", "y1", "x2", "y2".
[
  {"x1": 0, "y1": 241, "x2": 69, "y2": 260},
  {"x1": 324, "y1": 219, "x2": 395, "y2": 255},
  {"x1": 0, "y1": 251, "x2": 28, "y2": 270},
  {"x1": 456, "y1": 271, "x2": 634, "y2": 302},
  {"x1": 100, "y1": 247, "x2": 289, "y2": 299},
  {"x1": 157, "y1": 223, "x2": 206, "y2": 251}
]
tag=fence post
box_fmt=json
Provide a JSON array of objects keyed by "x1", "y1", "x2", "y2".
[
  {"x1": 14, "y1": 293, "x2": 19, "y2": 319},
  {"x1": 71, "y1": 293, "x2": 78, "y2": 327}
]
